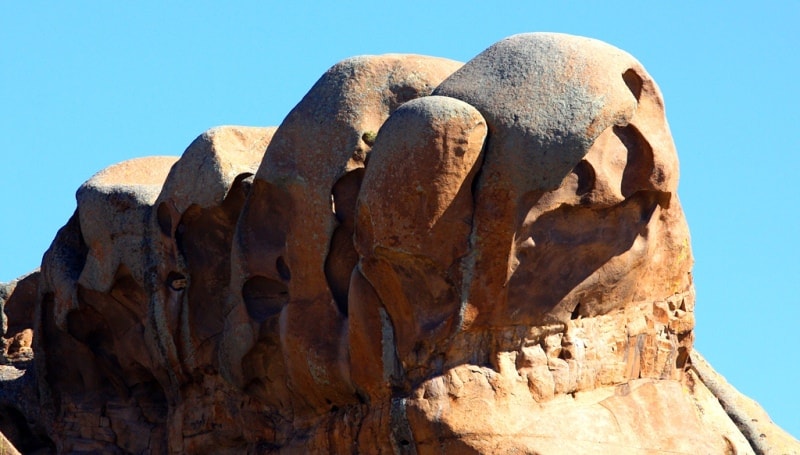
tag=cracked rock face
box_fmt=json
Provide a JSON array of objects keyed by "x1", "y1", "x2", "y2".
[{"x1": 1, "y1": 33, "x2": 798, "y2": 454}]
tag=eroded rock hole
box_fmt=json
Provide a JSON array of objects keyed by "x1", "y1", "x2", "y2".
[
  {"x1": 325, "y1": 169, "x2": 365, "y2": 316},
  {"x1": 389, "y1": 84, "x2": 422, "y2": 109},
  {"x1": 362, "y1": 131, "x2": 377, "y2": 147},
  {"x1": 276, "y1": 256, "x2": 291, "y2": 281},
  {"x1": 634, "y1": 191, "x2": 660, "y2": 223},
  {"x1": 623, "y1": 68, "x2": 643, "y2": 101},
  {"x1": 242, "y1": 276, "x2": 289, "y2": 323},
  {"x1": 167, "y1": 272, "x2": 187, "y2": 291},
  {"x1": 615, "y1": 124, "x2": 656, "y2": 197},
  {"x1": 54, "y1": 211, "x2": 89, "y2": 282},
  {"x1": 225, "y1": 173, "x2": 255, "y2": 205},
  {"x1": 572, "y1": 160, "x2": 595, "y2": 196},
  {"x1": 66, "y1": 303, "x2": 110, "y2": 347},
  {"x1": 175, "y1": 222, "x2": 188, "y2": 259},
  {"x1": 156, "y1": 202, "x2": 173, "y2": 237},
  {"x1": 676, "y1": 346, "x2": 689, "y2": 369},
  {"x1": 571, "y1": 302, "x2": 582, "y2": 320},
  {"x1": 330, "y1": 169, "x2": 365, "y2": 224},
  {"x1": 175, "y1": 204, "x2": 203, "y2": 260}
]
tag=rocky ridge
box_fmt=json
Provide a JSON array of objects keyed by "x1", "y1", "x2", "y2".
[{"x1": 1, "y1": 33, "x2": 798, "y2": 454}]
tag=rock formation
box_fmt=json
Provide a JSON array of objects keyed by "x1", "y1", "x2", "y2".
[{"x1": 1, "y1": 33, "x2": 798, "y2": 454}]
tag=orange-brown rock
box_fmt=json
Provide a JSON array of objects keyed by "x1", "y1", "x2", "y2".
[
  {"x1": 351, "y1": 95, "x2": 487, "y2": 399},
  {"x1": 219, "y1": 54, "x2": 463, "y2": 417},
  {"x1": 0, "y1": 33, "x2": 797, "y2": 454}
]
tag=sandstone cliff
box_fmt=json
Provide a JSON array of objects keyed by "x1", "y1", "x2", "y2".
[{"x1": 1, "y1": 33, "x2": 798, "y2": 454}]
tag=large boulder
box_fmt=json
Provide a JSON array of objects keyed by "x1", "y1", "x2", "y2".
[
  {"x1": 219, "y1": 54, "x2": 463, "y2": 416},
  {"x1": 0, "y1": 33, "x2": 796, "y2": 454}
]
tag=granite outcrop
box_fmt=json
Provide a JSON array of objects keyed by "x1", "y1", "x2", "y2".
[{"x1": 1, "y1": 33, "x2": 797, "y2": 454}]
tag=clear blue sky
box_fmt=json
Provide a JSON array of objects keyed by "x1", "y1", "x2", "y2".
[{"x1": 2, "y1": 1, "x2": 798, "y2": 437}]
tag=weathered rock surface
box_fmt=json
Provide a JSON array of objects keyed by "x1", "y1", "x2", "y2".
[{"x1": 1, "y1": 33, "x2": 797, "y2": 454}]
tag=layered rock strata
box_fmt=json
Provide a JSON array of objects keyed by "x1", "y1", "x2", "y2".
[{"x1": 1, "y1": 33, "x2": 798, "y2": 454}]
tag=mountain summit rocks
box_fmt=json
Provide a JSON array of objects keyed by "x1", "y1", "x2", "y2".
[{"x1": 2, "y1": 33, "x2": 798, "y2": 454}]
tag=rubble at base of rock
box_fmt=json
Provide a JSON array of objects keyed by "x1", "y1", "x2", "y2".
[{"x1": 1, "y1": 33, "x2": 798, "y2": 454}]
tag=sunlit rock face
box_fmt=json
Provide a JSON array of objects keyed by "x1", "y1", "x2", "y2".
[{"x1": 1, "y1": 33, "x2": 797, "y2": 454}]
